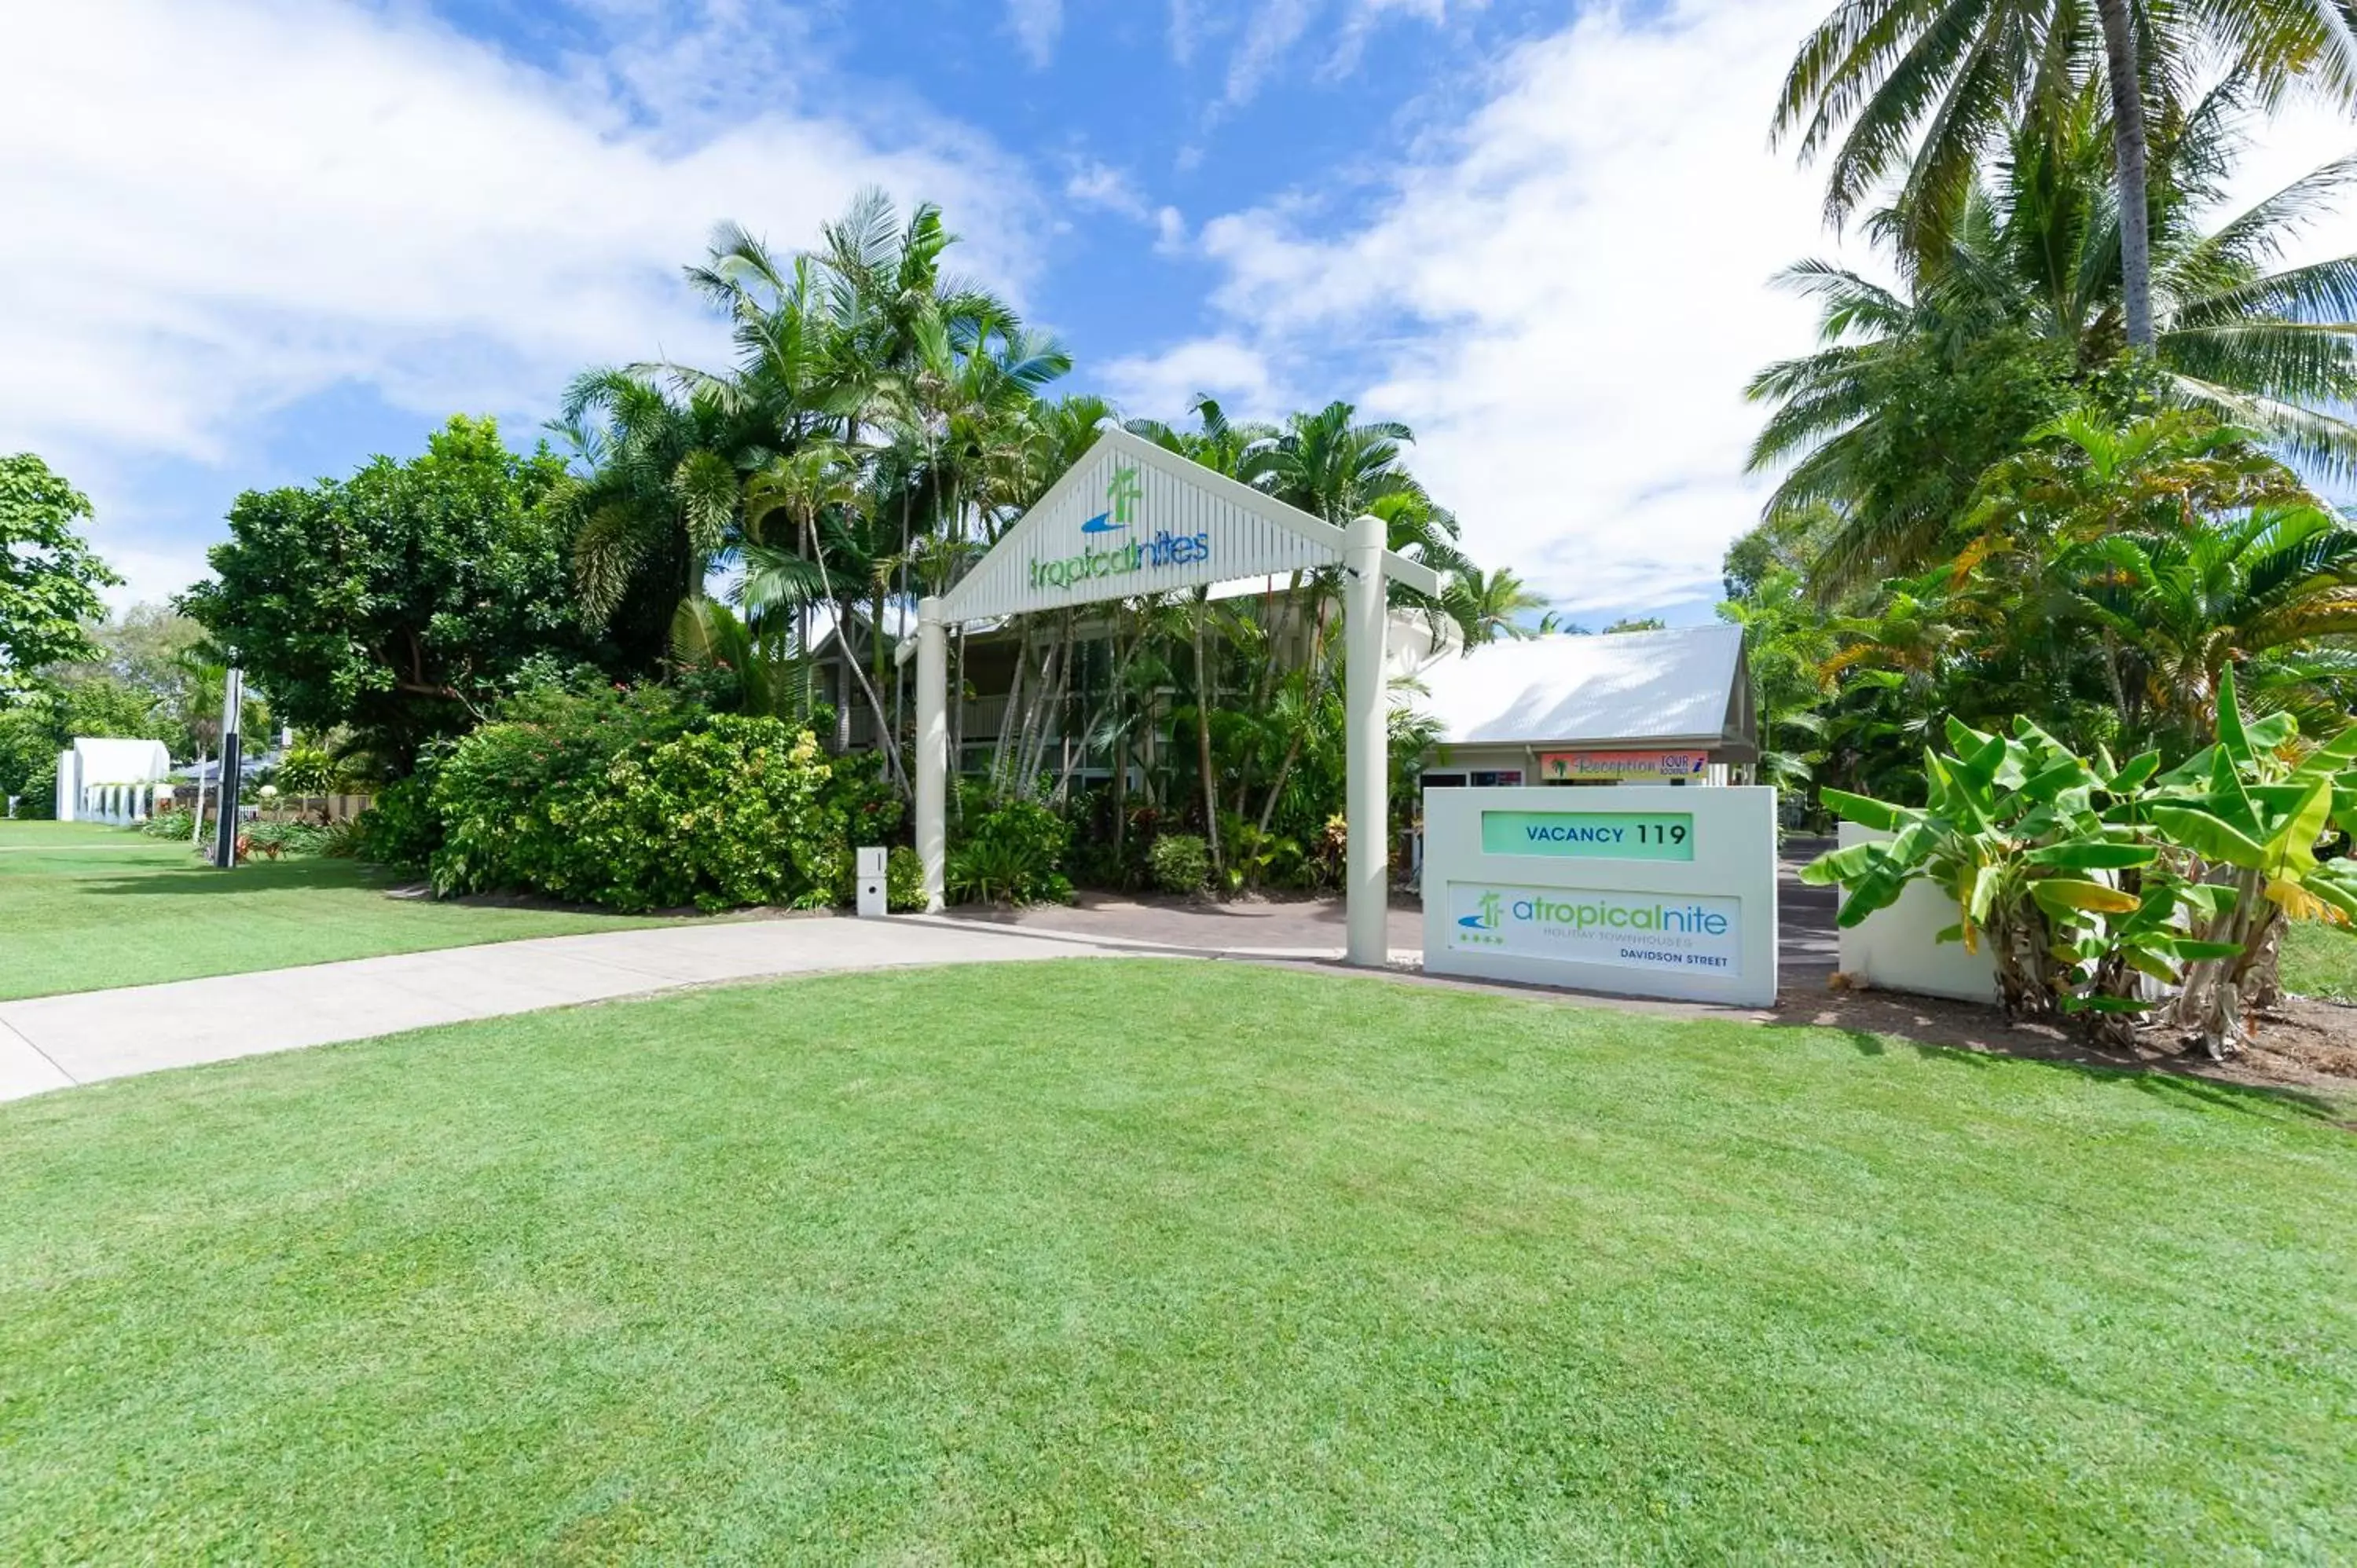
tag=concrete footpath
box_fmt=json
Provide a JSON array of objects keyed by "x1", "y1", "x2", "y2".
[{"x1": 0, "y1": 916, "x2": 1159, "y2": 1104}]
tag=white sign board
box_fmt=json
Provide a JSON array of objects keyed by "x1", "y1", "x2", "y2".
[{"x1": 1420, "y1": 785, "x2": 1778, "y2": 1006}]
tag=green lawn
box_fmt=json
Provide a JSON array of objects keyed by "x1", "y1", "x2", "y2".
[
  {"x1": 2285, "y1": 917, "x2": 2357, "y2": 1003},
  {"x1": 0, "y1": 820, "x2": 678, "y2": 1000},
  {"x1": 2, "y1": 963, "x2": 2350, "y2": 1562}
]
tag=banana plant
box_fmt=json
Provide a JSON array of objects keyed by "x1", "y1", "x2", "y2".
[
  {"x1": 2143, "y1": 669, "x2": 2357, "y2": 1057},
  {"x1": 1802, "y1": 715, "x2": 2231, "y2": 1036}
]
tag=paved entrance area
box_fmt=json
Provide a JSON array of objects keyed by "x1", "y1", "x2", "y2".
[
  {"x1": 0, "y1": 844, "x2": 1846, "y2": 1105},
  {"x1": 933, "y1": 836, "x2": 1845, "y2": 986},
  {"x1": 0, "y1": 917, "x2": 1131, "y2": 1102}
]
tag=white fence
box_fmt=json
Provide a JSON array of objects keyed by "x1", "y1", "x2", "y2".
[{"x1": 65, "y1": 777, "x2": 170, "y2": 826}]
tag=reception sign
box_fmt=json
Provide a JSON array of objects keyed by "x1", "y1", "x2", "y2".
[
  {"x1": 1538, "y1": 749, "x2": 1709, "y2": 781},
  {"x1": 1424, "y1": 786, "x2": 1777, "y2": 1006}
]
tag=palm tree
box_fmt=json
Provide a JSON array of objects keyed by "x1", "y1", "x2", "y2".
[
  {"x1": 740, "y1": 441, "x2": 859, "y2": 716},
  {"x1": 2084, "y1": 500, "x2": 2357, "y2": 735},
  {"x1": 1439, "y1": 566, "x2": 1549, "y2": 646},
  {"x1": 1773, "y1": 0, "x2": 2357, "y2": 350},
  {"x1": 1124, "y1": 398, "x2": 1274, "y2": 873},
  {"x1": 549, "y1": 369, "x2": 759, "y2": 672},
  {"x1": 1750, "y1": 89, "x2": 2357, "y2": 592},
  {"x1": 1965, "y1": 407, "x2": 2357, "y2": 735}
]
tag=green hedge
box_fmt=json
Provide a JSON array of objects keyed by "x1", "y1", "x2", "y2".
[{"x1": 419, "y1": 684, "x2": 900, "y2": 914}]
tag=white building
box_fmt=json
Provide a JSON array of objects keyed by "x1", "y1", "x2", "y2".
[
  {"x1": 55, "y1": 738, "x2": 174, "y2": 823},
  {"x1": 1416, "y1": 625, "x2": 1756, "y2": 788}
]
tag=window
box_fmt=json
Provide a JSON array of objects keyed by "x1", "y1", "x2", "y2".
[
  {"x1": 1420, "y1": 773, "x2": 1466, "y2": 789},
  {"x1": 1471, "y1": 770, "x2": 1523, "y2": 787}
]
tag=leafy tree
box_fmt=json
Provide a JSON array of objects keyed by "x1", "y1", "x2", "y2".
[
  {"x1": 0, "y1": 454, "x2": 119, "y2": 691},
  {"x1": 0, "y1": 676, "x2": 162, "y2": 815},
  {"x1": 45, "y1": 603, "x2": 222, "y2": 757},
  {"x1": 182, "y1": 416, "x2": 595, "y2": 775}
]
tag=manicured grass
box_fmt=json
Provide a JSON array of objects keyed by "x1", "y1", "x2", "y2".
[
  {"x1": 2285, "y1": 918, "x2": 2357, "y2": 1003},
  {"x1": 2, "y1": 963, "x2": 2351, "y2": 1561},
  {"x1": 0, "y1": 820, "x2": 677, "y2": 1000}
]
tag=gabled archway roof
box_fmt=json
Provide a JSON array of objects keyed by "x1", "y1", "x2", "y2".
[{"x1": 933, "y1": 426, "x2": 1440, "y2": 625}]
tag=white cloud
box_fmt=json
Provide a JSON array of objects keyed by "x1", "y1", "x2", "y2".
[
  {"x1": 1155, "y1": 206, "x2": 1189, "y2": 252},
  {"x1": 1222, "y1": 0, "x2": 1465, "y2": 107},
  {"x1": 1226, "y1": 0, "x2": 1319, "y2": 106},
  {"x1": 1168, "y1": 0, "x2": 1200, "y2": 65},
  {"x1": 0, "y1": 0, "x2": 1041, "y2": 603},
  {"x1": 1065, "y1": 159, "x2": 1151, "y2": 220},
  {"x1": 1006, "y1": 0, "x2": 1064, "y2": 68},
  {"x1": 1138, "y1": 0, "x2": 1853, "y2": 615},
  {"x1": 1102, "y1": 339, "x2": 1276, "y2": 422}
]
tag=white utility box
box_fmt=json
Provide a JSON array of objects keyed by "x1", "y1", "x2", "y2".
[{"x1": 856, "y1": 845, "x2": 888, "y2": 918}]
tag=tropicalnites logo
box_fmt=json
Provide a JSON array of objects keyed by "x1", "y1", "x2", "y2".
[{"x1": 1028, "y1": 463, "x2": 1212, "y2": 590}]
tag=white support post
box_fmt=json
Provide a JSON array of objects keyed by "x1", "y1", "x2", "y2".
[
  {"x1": 915, "y1": 596, "x2": 949, "y2": 913},
  {"x1": 1343, "y1": 515, "x2": 1389, "y2": 968}
]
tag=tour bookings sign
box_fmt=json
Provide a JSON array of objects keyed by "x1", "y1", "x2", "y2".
[{"x1": 1421, "y1": 785, "x2": 1777, "y2": 1006}]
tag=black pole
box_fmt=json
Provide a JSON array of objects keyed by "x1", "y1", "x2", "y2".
[{"x1": 212, "y1": 666, "x2": 244, "y2": 869}]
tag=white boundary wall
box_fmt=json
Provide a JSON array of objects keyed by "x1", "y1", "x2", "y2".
[
  {"x1": 1422, "y1": 785, "x2": 1779, "y2": 1006},
  {"x1": 1832, "y1": 823, "x2": 1997, "y2": 1003}
]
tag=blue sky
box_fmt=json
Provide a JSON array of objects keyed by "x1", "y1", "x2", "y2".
[{"x1": 6, "y1": 1, "x2": 2352, "y2": 624}]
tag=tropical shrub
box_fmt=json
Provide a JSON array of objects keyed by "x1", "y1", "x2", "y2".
[
  {"x1": 273, "y1": 746, "x2": 335, "y2": 796},
  {"x1": 1149, "y1": 832, "x2": 1210, "y2": 896},
  {"x1": 416, "y1": 683, "x2": 688, "y2": 895},
  {"x1": 887, "y1": 845, "x2": 926, "y2": 912},
  {"x1": 947, "y1": 797, "x2": 1070, "y2": 905},
  {"x1": 2143, "y1": 672, "x2": 2357, "y2": 1057},
  {"x1": 1807, "y1": 680, "x2": 2357, "y2": 1055},
  {"x1": 348, "y1": 772, "x2": 443, "y2": 874},
  {"x1": 141, "y1": 809, "x2": 192, "y2": 840},
  {"x1": 245, "y1": 819, "x2": 332, "y2": 859},
  {"x1": 584, "y1": 719, "x2": 838, "y2": 912},
  {"x1": 823, "y1": 749, "x2": 905, "y2": 877}
]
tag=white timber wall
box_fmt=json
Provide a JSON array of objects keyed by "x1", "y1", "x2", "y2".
[{"x1": 1832, "y1": 822, "x2": 1998, "y2": 1003}]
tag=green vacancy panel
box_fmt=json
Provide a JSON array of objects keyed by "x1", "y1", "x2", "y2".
[{"x1": 1479, "y1": 810, "x2": 1695, "y2": 862}]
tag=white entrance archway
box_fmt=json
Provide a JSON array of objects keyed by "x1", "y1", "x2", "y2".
[{"x1": 897, "y1": 427, "x2": 1438, "y2": 968}]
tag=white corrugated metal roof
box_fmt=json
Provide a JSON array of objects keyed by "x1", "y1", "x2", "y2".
[
  {"x1": 1414, "y1": 625, "x2": 1746, "y2": 746},
  {"x1": 71, "y1": 737, "x2": 173, "y2": 782}
]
